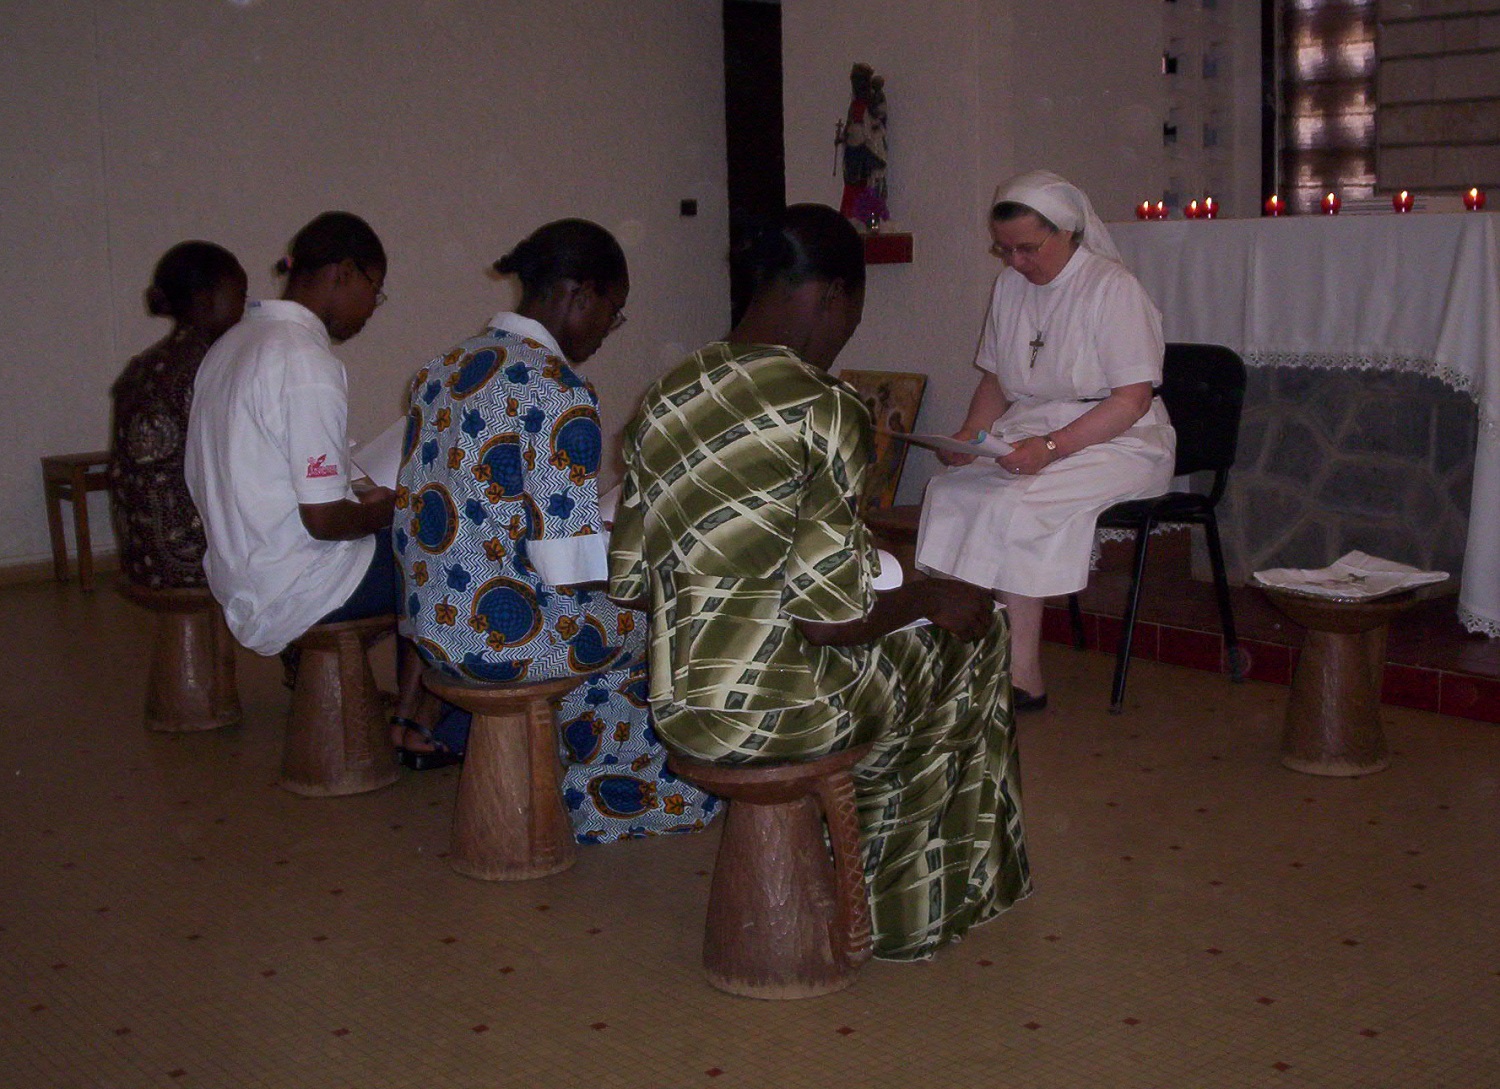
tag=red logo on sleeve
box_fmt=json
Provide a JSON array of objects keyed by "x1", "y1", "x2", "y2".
[{"x1": 306, "y1": 455, "x2": 339, "y2": 479}]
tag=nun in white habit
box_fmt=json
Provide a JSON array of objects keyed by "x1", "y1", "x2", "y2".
[{"x1": 915, "y1": 170, "x2": 1176, "y2": 710}]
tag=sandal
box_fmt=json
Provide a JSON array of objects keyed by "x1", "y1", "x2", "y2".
[{"x1": 391, "y1": 716, "x2": 463, "y2": 771}]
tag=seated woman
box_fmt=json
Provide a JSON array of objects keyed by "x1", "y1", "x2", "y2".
[
  {"x1": 609, "y1": 204, "x2": 1030, "y2": 960},
  {"x1": 396, "y1": 219, "x2": 718, "y2": 842},
  {"x1": 917, "y1": 171, "x2": 1177, "y2": 709},
  {"x1": 109, "y1": 241, "x2": 247, "y2": 589}
]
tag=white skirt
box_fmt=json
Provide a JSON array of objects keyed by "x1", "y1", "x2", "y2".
[{"x1": 915, "y1": 399, "x2": 1176, "y2": 598}]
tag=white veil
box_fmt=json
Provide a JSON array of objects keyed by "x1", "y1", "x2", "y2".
[{"x1": 992, "y1": 170, "x2": 1122, "y2": 265}]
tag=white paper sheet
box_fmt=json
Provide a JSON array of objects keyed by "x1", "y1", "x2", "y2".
[
  {"x1": 1252, "y1": 551, "x2": 1449, "y2": 602},
  {"x1": 350, "y1": 418, "x2": 407, "y2": 489},
  {"x1": 882, "y1": 428, "x2": 1014, "y2": 458}
]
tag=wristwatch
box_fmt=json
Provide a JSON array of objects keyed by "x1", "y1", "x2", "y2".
[{"x1": 1042, "y1": 434, "x2": 1059, "y2": 455}]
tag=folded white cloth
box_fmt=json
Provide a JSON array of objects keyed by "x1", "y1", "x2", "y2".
[{"x1": 1252, "y1": 551, "x2": 1449, "y2": 602}]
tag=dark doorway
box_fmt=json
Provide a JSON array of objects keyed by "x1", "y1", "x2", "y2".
[{"x1": 723, "y1": 0, "x2": 786, "y2": 325}]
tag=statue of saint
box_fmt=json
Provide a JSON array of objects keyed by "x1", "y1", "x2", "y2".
[{"x1": 836, "y1": 64, "x2": 889, "y2": 228}]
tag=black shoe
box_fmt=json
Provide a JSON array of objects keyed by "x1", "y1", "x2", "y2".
[
  {"x1": 1014, "y1": 688, "x2": 1048, "y2": 713},
  {"x1": 391, "y1": 716, "x2": 464, "y2": 771}
]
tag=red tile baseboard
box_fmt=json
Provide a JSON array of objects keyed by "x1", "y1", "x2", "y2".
[{"x1": 1045, "y1": 604, "x2": 1500, "y2": 725}]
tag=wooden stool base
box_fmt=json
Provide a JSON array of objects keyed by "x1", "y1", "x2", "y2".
[
  {"x1": 668, "y1": 746, "x2": 873, "y2": 1000},
  {"x1": 1264, "y1": 590, "x2": 1418, "y2": 778},
  {"x1": 422, "y1": 671, "x2": 582, "y2": 881},
  {"x1": 120, "y1": 585, "x2": 241, "y2": 732},
  {"x1": 281, "y1": 616, "x2": 400, "y2": 797}
]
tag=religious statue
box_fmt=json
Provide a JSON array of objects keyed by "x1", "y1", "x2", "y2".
[{"x1": 834, "y1": 63, "x2": 889, "y2": 228}]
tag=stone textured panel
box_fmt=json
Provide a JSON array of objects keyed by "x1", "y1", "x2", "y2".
[
  {"x1": 1213, "y1": 367, "x2": 1473, "y2": 584},
  {"x1": 1436, "y1": 397, "x2": 1479, "y2": 473},
  {"x1": 1318, "y1": 461, "x2": 1412, "y2": 517},
  {"x1": 1277, "y1": 519, "x2": 1336, "y2": 569},
  {"x1": 1344, "y1": 395, "x2": 1431, "y2": 458},
  {"x1": 1265, "y1": 418, "x2": 1330, "y2": 482}
]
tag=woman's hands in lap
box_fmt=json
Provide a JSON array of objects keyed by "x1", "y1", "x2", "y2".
[{"x1": 997, "y1": 435, "x2": 1058, "y2": 476}]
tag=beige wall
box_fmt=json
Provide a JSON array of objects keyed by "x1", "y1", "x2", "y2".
[
  {"x1": 782, "y1": 0, "x2": 1187, "y2": 503},
  {"x1": 1, "y1": 0, "x2": 729, "y2": 565},
  {"x1": 5, "y1": 0, "x2": 1266, "y2": 562}
]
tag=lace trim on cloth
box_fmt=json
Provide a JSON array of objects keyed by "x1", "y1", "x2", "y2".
[
  {"x1": 1242, "y1": 351, "x2": 1496, "y2": 432},
  {"x1": 1459, "y1": 603, "x2": 1500, "y2": 638},
  {"x1": 1091, "y1": 524, "x2": 1173, "y2": 568}
]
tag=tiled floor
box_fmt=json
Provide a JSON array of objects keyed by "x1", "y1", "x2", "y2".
[{"x1": 4, "y1": 577, "x2": 1499, "y2": 1088}]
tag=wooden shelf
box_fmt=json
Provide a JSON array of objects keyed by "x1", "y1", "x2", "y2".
[{"x1": 863, "y1": 231, "x2": 913, "y2": 264}]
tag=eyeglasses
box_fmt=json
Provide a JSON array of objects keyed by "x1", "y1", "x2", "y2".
[
  {"x1": 357, "y1": 264, "x2": 388, "y2": 308},
  {"x1": 605, "y1": 297, "x2": 627, "y2": 332},
  {"x1": 990, "y1": 230, "x2": 1056, "y2": 261}
]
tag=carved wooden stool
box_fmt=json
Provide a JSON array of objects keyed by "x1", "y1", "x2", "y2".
[
  {"x1": 421, "y1": 670, "x2": 582, "y2": 881},
  {"x1": 281, "y1": 615, "x2": 400, "y2": 797},
  {"x1": 119, "y1": 584, "x2": 241, "y2": 732},
  {"x1": 1261, "y1": 588, "x2": 1420, "y2": 777},
  {"x1": 667, "y1": 745, "x2": 873, "y2": 1000}
]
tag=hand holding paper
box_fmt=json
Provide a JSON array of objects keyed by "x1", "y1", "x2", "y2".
[{"x1": 350, "y1": 418, "x2": 408, "y2": 490}]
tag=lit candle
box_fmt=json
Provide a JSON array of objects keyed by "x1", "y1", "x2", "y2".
[
  {"x1": 1264, "y1": 195, "x2": 1284, "y2": 217},
  {"x1": 1185, "y1": 199, "x2": 1201, "y2": 219},
  {"x1": 1464, "y1": 187, "x2": 1487, "y2": 211},
  {"x1": 1202, "y1": 196, "x2": 1218, "y2": 219},
  {"x1": 1393, "y1": 190, "x2": 1414, "y2": 213},
  {"x1": 1152, "y1": 200, "x2": 1167, "y2": 220},
  {"x1": 1322, "y1": 192, "x2": 1341, "y2": 215},
  {"x1": 1136, "y1": 201, "x2": 1152, "y2": 220}
]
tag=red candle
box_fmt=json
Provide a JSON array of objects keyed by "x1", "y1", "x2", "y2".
[
  {"x1": 1393, "y1": 190, "x2": 1414, "y2": 213},
  {"x1": 1202, "y1": 196, "x2": 1218, "y2": 219},
  {"x1": 1185, "y1": 199, "x2": 1201, "y2": 219},
  {"x1": 1322, "y1": 192, "x2": 1341, "y2": 215},
  {"x1": 1136, "y1": 201, "x2": 1152, "y2": 220},
  {"x1": 1465, "y1": 187, "x2": 1487, "y2": 211},
  {"x1": 1264, "y1": 195, "x2": 1284, "y2": 217},
  {"x1": 1152, "y1": 200, "x2": 1167, "y2": 220}
]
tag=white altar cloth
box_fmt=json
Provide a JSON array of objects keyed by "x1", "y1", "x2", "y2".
[{"x1": 1113, "y1": 213, "x2": 1500, "y2": 636}]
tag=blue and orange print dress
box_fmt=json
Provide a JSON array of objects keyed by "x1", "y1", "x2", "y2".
[{"x1": 395, "y1": 312, "x2": 718, "y2": 843}]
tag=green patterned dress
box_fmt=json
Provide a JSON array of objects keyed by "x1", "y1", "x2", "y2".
[{"x1": 609, "y1": 342, "x2": 1030, "y2": 960}]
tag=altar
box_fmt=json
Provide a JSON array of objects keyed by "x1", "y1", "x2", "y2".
[{"x1": 1112, "y1": 212, "x2": 1500, "y2": 637}]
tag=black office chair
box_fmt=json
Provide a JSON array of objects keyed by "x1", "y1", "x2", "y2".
[{"x1": 1067, "y1": 342, "x2": 1247, "y2": 712}]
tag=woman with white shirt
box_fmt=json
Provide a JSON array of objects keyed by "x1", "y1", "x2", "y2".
[{"x1": 916, "y1": 172, "x2": 1177, "y2": 710}]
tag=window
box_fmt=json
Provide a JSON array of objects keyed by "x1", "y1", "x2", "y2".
[{"x1": 1277, "y1": 0, "x2": 1376, "y2": 211}]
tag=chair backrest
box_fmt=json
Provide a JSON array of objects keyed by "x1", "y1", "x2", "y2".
[{"x1": 1160, "y1": 343, "x2": 1247, "y2": 496}]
